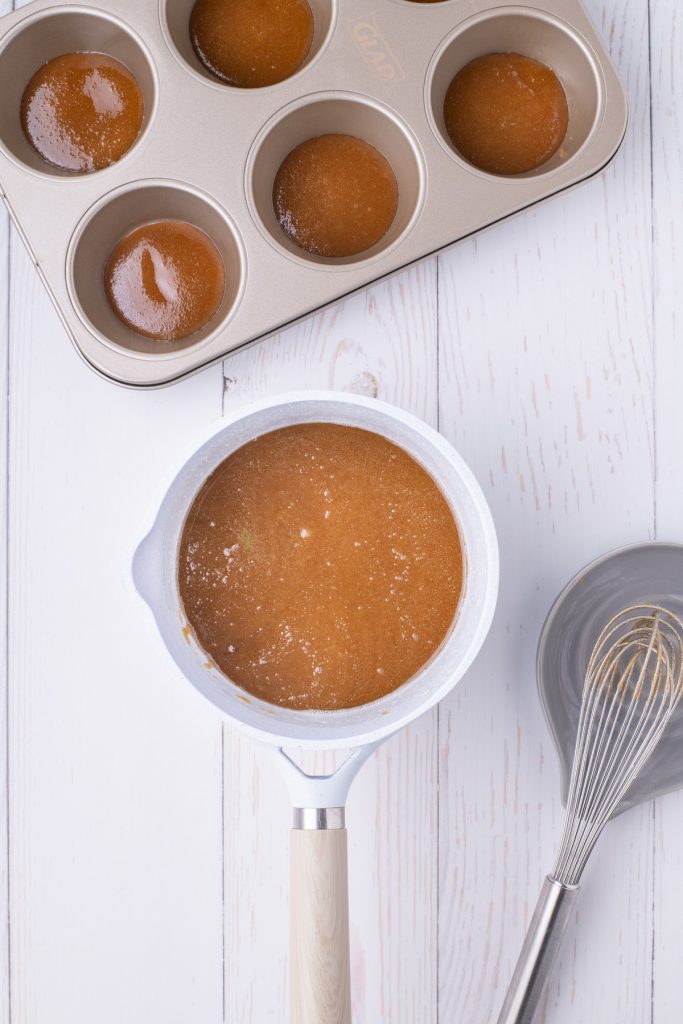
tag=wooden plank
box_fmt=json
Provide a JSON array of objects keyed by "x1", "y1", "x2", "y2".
[
  {"x1": 221, "y1": 262, "x2": 440, "y2": 1022},
  {"x1": 436, "y1": 0, "x2": 656, "y2": 1019},
  {"x1": 7, "y1": 243, "x2": 227, "y2": 1024},
  {"x1": 6, "y1": 47, "x2": 227, "y2": 1014},
  {"x1": 650, "y1": 0, "x2": 683, "y2": 1021},
  {"x1": 0, "y1": 0, "x2": 10, "y2": 1009}
]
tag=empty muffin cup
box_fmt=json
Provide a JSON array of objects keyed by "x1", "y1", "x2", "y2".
[
  {"x1": 426, "y1": 7, "x2": 603, "y2": 178},
  {"x1": 246, "y1": 93, "x2": 425, "y2": 267},
  {"x1": 0, "y1": 7, "x2": 156, "y2": 177},
  {"x1": 67, "y1": 180, "x2": 245, "y2": 356},
  {"x1": 161, "y1": 0, "x2": 335, "y2": 88}
]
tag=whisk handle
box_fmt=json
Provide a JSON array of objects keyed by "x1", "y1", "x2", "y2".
[{"x1": 496, "y1": 875, "x2": 578, "y2": 1024}]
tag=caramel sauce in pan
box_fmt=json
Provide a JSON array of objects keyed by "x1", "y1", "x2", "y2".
[
  {"x1": 104, "y1": 220, "x2": 225, "y2": 342},
  {"x1": 190, "y1": 0, "x2": 314, "y2": 88},
  {"x1": 21, "y1": 52, "x2": 143, "y2": 173},
  {"x1": 178, "y1": 424, "x2": 463, "y2": 711},
  {"x1": 444, "y1": 52, "x2": 568, "y2": 176},
  {"x1": 273, "y1": 134, "x2": 399, "y2": 258}
]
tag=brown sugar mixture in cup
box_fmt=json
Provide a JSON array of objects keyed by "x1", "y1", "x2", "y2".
[
  {"x1": 444, "y1": 52, "x2": 569, "y2": 175},
  {"x1": 178, "y1": 424, "x2": 463, "y2": 711},
  {"x1": 104, "y1": 220, "x2": 225, "y2": 342},
  {"x1": 190, "y1": 0, "x2": 314, "y2": 88},
  {"x1": 273, "y1": 134, "x2": 399, "y2": 258},
  {"x1": 21, "y1": 52, "x2": 143, "y2": 173}
]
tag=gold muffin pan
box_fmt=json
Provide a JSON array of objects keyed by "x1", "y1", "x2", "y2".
[{"x1": 0, "y1": 0, "x2": 626, "y2": 387}]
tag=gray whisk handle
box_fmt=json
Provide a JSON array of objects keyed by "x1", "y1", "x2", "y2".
[{"x1": 496, "y1": 876, "x2": 578, "y2": 1024}]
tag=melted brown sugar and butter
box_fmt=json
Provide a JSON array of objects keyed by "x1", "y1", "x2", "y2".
[
  {"x1": 178, "y1": 424, "x2": 463, "y2": 711},
  {"x1": 104, "y1": 220, "x2": 225, "y2": 342},
  {"x1": 190, "y1": 0, "x2": 314, "y2": 88},
  {"x1": 273, "y1": 134, "x2": 399, "y2": 258},
  {"x1": 21, "y1": 52, "x2": 143, "y2": 173},
  {"x1": 444, "y1": 52, "x2": 568, "y2": 176}
]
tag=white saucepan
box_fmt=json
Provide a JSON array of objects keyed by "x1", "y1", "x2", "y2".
[{"x1": 133, "y1": 391, "x2": 498, "y2": 1023}]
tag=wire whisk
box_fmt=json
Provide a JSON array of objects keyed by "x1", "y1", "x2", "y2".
[{"x1": 498, "y1": 605, "x2": 683, "y2": 1024}]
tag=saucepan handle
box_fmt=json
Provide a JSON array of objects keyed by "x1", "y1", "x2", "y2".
[
  {"x1": 290, "y1": 808, "x2": 352, "y2": 1024},
  {"x1": 497, "y1": 875, "x2": 578, "y2": 1024}
]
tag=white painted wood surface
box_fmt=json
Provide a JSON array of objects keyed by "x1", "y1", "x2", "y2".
[{"x1": 1, "y1": 0, "x2": 682, "y2": 1021}]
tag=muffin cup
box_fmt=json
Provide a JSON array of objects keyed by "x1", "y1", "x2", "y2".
[
  {"x1": 66, "y1": 179, "x2": 246, "y2": 356},
  {"x1": 160, "y1": 0, "x2": 336, "y2": 89},
  {"x1": 426, "y1": 6, "x2": 603, "y2": 179},
  {"x1": 246, "y1": 92, "x2": 426, "y2": 268},
  {"x1": 0, "y1": 6, "x2": 157, "y2": 178}
]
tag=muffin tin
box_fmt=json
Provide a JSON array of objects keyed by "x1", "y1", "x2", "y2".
[{"x1": 0, "y1": 0, "x2": 627, "y2": 387}]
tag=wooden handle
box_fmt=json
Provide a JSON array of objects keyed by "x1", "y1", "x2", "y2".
[{"x1": 290, "y1": 828, "x2": 352, "y2": 1024}]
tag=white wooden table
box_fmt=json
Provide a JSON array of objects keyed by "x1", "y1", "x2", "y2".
[{"x1": 1, "y1": 0, "x2": 682, "y2": 1020}]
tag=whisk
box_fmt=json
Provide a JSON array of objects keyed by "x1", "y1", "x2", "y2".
[{"x1": 497, "y1": 605, "x2": 683, "y2": 1024}]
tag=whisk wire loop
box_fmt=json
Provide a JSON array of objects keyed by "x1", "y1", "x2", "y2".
[{"x1": 552, "y1": 605, "x2": 683, "y2": 886}]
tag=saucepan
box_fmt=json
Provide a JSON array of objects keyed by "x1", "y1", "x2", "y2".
[{"x1": 132, "y1": 391, "x2": 499, "y2": 1022}]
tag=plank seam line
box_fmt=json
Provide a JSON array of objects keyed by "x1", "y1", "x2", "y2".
[
  {"x1": 648, "y1": 0, "x2": 658, "y2": 542},
  {"x1": 220, "y1": 375, "x2": 226, "y2": 1024},
  {"x1": 5, "y1": 11, "x2": 16, "y2": 1018},
  {"x1": 650, "y1": 801, "x2": 656, "y2": 1024},
  {"x1": 435, "y1": 254, "x2": 441, "y2": 1024},
  {"x1": 221, "y1": 725, "x2": 226, "y2": 1024},
  {"x1": 4, "y1": 166, "x2": 12, "y2": 1024},
  {"x1": 646, "y1": 2, "x2": 656, "y2": 1020}
]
